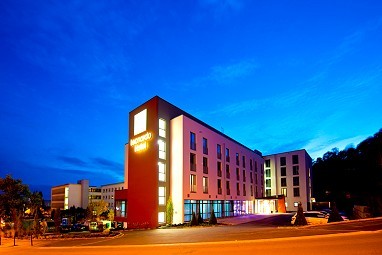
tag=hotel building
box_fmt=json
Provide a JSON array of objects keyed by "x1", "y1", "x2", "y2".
[
  {"x1": 114, "y1": 96, "x2": 312, "y2": 228},
  {"x1": 101, "y1": 182, "x2": 124, "y2": 209}
]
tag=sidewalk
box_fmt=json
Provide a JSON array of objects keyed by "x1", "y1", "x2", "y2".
[
  {"x1": 217, "y1": 214, "x2": 275, "y2": 225},
  {"x1": 0, "y1": 237, "x2": 36, "y2": 247}
]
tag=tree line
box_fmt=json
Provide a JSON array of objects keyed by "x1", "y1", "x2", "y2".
[{"x1": 312, "y1": 129, "x2": 382, "y2": 217}]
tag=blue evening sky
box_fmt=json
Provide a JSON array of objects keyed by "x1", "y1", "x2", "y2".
[{"x1": 1, "y1": 0, "x2": 381, "y2": 198}]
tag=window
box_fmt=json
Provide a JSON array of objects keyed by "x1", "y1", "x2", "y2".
[
  {"x1": 243, "y1": 170, "x2": 246, "y2": 182},
  {"x1": 158, "y1": 187, "x2": 165, "y2": 205},
  {"x1": 190, "y1": 132, "x2": 196, "y2": 150},
  {"x1": 236, "y1": 183, "x2": 240, "y2": 195},
  {"x1": 242, "y1": 155, "x2": 246, "y2": 168},
  {"x1": 217, "y1": 144, "x2": 222, "y2": 159},
  {"x1": 217, "y1": 162, "x2": 222, "y2": 177},
  {"x1": 190, "y1": 175, "x2": 197, "y2": 193},
  {"x1": 115, "y1": 200, "x2": 126, "y2": 217},
  {"x1": 281, "y1": 188, "x2": 287, "y2": 197},
  {"x1": 217, "y1": 179, "x2": 222, "y2": 194},
  {"x1": 158, "y1": 139, "x2": 166, "y2": 159},
  {"x1": 293, "y1": 188, "x2": 300, "y2": 197},
  {"x1": 159, "y1": 119, "x2": 166, "y2": 138},
  {"x1": 281, "y1": 178, "x2": 287, "y2": 187},
  {"x1": 266, "y1": 179, "x2": 271, "y2": 188},
  {"x1": 250, "y1": 185, "x2": 253, "y2": 196},
  {"x1": 203, "y1": 157, "x2": 208, "y2": 174},
  {"x1": 255, "y1": 161, "x2": 258, "y2": 172},
  {"x1": 281, "y1": 167, "x2": 286, "y2": 176},
  {"x1": 203, "y1": 177, "x2": 208, "y2": 194},
  {"x1": 292, "y1": 155, "x2": 299, "y2": 165},
  {"x1": 236, "y1": 168, "x2": 240, "y2": 181},
  {"x1": 190, "y1": 153, "x2": 196, "y2": 171},
  {"x1": 255, "y1": 174, "x2": 258, "y2": 184},
  {"x1": 158, "y1": 212, "x2": 165, "y2": 223},
  {"x1": 265, "y1": 159, "x2": 270, "y2": 168},
  {"x1": 203, "y1": 137, "x2": 208, "y2": 154},
  {"x1": 225, "y1": 148, "x2": 230, "y2": 162},
  {"x1": 226, "y1": 165, "x2": 230, "y2": 179},
  {"x1": 250, "y1": 159, "x2": 253, "y2": 170},
  {"x1": 265, "y1": 189, "x2": 271, "y2": 197},
  {"x1": 236, "y1": 153, "x2": 240, "y2": 165},
  {"x1": 133, "y1": 109, "x2": 147, "y2": 136},
  {"x1": 243, "y1": 184, "x2": 246, "y2": 196},
  {"x1": 250, "y1": 172, "x2": 253, "y2": 183},
  {"x1": 265, "y1": 169, "x2": 271, "y2": 178},
  {"x1": 293, "y1": 176, "x2": 299, "y2": 186},
  {"x1": 226, "y1": 181, "x2": 230, "y2": 195},
  {"x1": 158, "y1": 162, "x2": 165, "y2": 182},
  {"x1": 293, "y1": 165, "x2": 299, "y2": 175},
  {"x1": 280, "y1": 157, "x2": 286, "y2": 166}
]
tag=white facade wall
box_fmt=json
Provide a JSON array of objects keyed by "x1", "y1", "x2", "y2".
[
  {"x1": 170, "y1": 115, "x2": 264, "y2": 223},
  {"x1": 263, "y1": 150, "x2": 312, "y2": 212},
  {"x1": 101, "y1": 182, "x2": 124, "y2": 209}
]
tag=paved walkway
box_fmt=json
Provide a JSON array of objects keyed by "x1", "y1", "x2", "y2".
[{"x1": 218, "y1": 213, "x2": 285, "y2": 225}]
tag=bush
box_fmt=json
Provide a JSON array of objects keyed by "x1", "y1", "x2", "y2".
[
  {"x1": 189, "y1": 212, "x2": 198, "y2": 226},
  {"x1": 294, "y1": 202, "x2": 307, "y2": 226},
  {"x1": 208, "y1": 210, "x2": 217, "y2": 225},
  {"x1": 328, "y1": 203, "x2": 344, "y2": 223},
  {"x1": 197, "y1": 212, "x2": 203, "y2": 225}
]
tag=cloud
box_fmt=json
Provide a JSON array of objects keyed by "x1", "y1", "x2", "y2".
[
  {"x1": 57, "y1": 156, "x2": 87, "y2": 167},
  {"x1": 91, "y1": 157, "x2": 124, "y2": 171}
]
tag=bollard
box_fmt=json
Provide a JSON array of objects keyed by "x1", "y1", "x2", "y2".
[
  {"x1": 30, "y1": 234, "x2": 33, "y2": 246},
  {"x1": 14, "y1": 235, "x2": 16, "y2": 246}
]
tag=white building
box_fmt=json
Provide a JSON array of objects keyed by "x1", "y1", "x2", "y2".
[
  {"x1": 101, "y1": 182, "x2": 124, "y2": 209},
  {"x1": 259, "y1": 149, "x2": 312, "y2": 212}
]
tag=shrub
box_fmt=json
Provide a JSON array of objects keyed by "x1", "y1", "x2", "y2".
[
  {"x1": 294, "y1": 202, "x2": 307, "y2": 226},
  {"x1": 328, "y1": 203, "x2": 344, "y2": 223},
  {"x1": 189, "y1": 212, "x2": 198, "y2": 226},
  {"x1": 208, "y1": 210, "x2": 217, "y2": 225}
]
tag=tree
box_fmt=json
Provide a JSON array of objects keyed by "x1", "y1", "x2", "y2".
[
  {"x1": 294, "y1": 202, "x2": 307, "y2": 226},
  {"x1": 328, "y1": 203, "x2": 344, "y2": 223},
  {"x1": 166, "y1": 197, "x2": 174, "y2": 225},
  {"x1": 197, "y1": 212, "x2": 203, "y2": 225},
  {"x1": 0, "y1": 175, "x2": 31, "y2": 237},
  {"x1": 208, "y1": 210, "x2": 217, "y2": 225},
  {"x1": 87, "y1": 200, "x2": 108, "y2": 221},
  {"x1": 29, "y1": 191, "x2": 43, "y2": 236},
  {"x1": 189, "y1": 211, "x2": 198, "y2": 226}
]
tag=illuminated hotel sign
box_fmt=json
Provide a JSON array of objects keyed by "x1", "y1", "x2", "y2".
[{"x1": 130, "y1": 131, "x2": 153, "y2": 152}]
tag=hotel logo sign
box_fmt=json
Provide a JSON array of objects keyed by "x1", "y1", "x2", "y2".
[{"x1": 130, "y1": 131, "x2": 152, "y2": 152}]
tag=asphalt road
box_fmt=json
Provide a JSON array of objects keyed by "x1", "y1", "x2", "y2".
[{"x1": 37, "y1": 215, "x2": 382, "y2": 247}]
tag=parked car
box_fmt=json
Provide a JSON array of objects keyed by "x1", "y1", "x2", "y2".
[
  {"x1": 71, "y1": 223, "x2": 88, "y2": 232},
  {"x1": 291, "y1": 211, "x2": 328, "y2": 225},
  {"x1": 59, "y1": 224, "x2": 72, "y2": 233},
  {"x1": 320, "y1": 209, "x2": 349, "y2": 221}
]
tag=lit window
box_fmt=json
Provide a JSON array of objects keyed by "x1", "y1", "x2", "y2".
[
  {"x1": 203, "y1": 177, "x2": 208, "y2": 194},
  {"x1": 281, "y1": 188, "x2": 287, "y2": 197},
  {"x1": 158, "y1": 212, "x2": 165, "y2": 223},
  {"x1": 190, "y1": 174, "x2": 197, "y2": 193},
  {"x1": 134, "y1": 109, "x2": 147, "y2": 136},
  {"x1": 158, "y1": 162, "x2": 166, "y2": 182},
  {"x1": 158, "y1": 139, "x2": 166, "y2": 159},
  {"x1": 159, "y1": 187, "x2": 165, "y2": 205},
  {"x1": 159, "y1": 119, "x2": 166, "y2": 138}
]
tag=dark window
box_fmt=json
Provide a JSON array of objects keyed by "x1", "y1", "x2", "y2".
[
  {"x1": 255, "y1": 161, "x2": 258, "y2": 172},
  {"x1": 236, "y1": 168, "x2": 240, "y2": 181},
  {"x1": 190, "y1": 153, "x2": 196, "y2": 171},
  {"x1": 293, "y1": 176, "x2": 299, "y2": 186},
  {"x1": 265, "y1": 189, "x2": 271, "y2": 196},
  {"x1": 236, "y1": 183, "x2": 240, "y2": 195},
  {"x1": 293, "y1": 188, "x2": 300, "y2": 197},
  {"x1": 243, "y1": 184, "x2": 246, "y2": 196},
  {"x1": 250, "y1": 185, "x2": 253, "y2": 196},
  {"x1": 293, "y1": 165, "x2": 299, "y2": 175},
  {"x1": 225, "y1": 148, "x2": 230, "y2": 162},
  {"x1": 265, "y1": 169, "x2": 271, "y2": 178},
  {"x1": 281, "y1": 167, "x2": 286, "y2": 176},
  {"x1": 226, "y1": 165, "x2": 230, "y2": 179},
  {"x1": 236, "y1": 153, "x2": 240, "y2": 165},
  {"x1": 266, "y1": 179, "x2": 271, "y2": 188},
  {"x1": 203, "y1": 137, "x2": 208, "y2": 155},
  {"x1": 281, "y1": 178, "x2": 287, "y2": 187},
  {"x1": 265, "y1": 159, "x2": 270, "y2": 168},
  {"x1": 292, "y1": 155, "x2": 299, "y2": 165},
  {"x1": 242, "y1": 155, "x2": 246, "y2": 168},
  {"x1": 217, "y1": 179, "x2": 222, "y2": 194},
  {"x1": 190, "y1": 132, "x2": 196, "y2": 150},
  {"x1": 255, "y1": 174, "x2": 258, "y2": 184},
  {"x1": 243, "y1": 170, "x2": 246, "y2": 182},
  {"x1": 217, "y1": 144, "x2": 222, "y2": 159},
  {"x1": 226, "y1": 181, "x2": 230, "y2": 195},
  {"x1": 250, "y1": 172, "x2": 253, "y2": 183},
  {"x1": 217, "y1": 162, "x2": 222, "y2": 177},
  {"x1": 280, "y1": 157, "x2": 286, "y2": 166},
  {"x1": 250, "y1": 159, "x2": 253, "y2": 170},
  {"x1": 203, "y1": 157, "x2": 208, "y2": 174}
]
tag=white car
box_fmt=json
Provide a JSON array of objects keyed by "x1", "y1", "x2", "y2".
[{"x1": 291, "y1": 211, "x2": 328, "y2": 225}]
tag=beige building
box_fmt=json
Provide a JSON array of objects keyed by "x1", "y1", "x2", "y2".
[
  {"x1": 51, "y1": 179, "x2": 102, "y2": 210},
  {"x1": 258, "y1": 149, "x2": 312, "y2": 212},
  {"x1": 101, "y1": 182, "x2": 124, "y2": 209}
]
